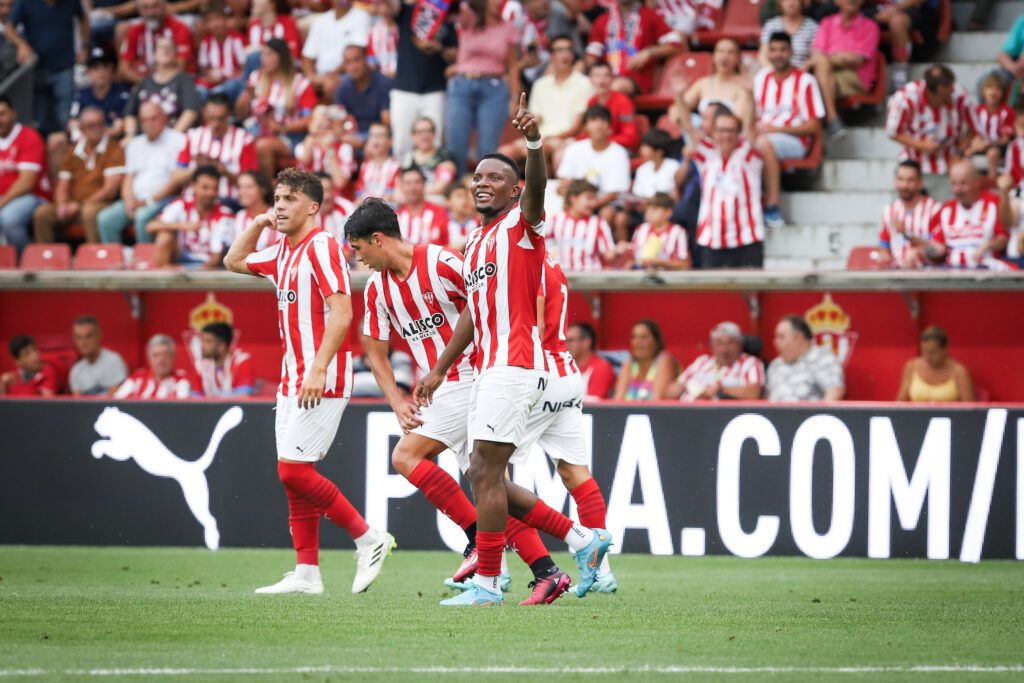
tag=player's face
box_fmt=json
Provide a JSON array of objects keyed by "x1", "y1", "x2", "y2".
[
  {"x1": 894, "y1": 167, "x2": 922, "y2": 201},
  {"x1": 147, "y1": 344, "x2": 175, "y2": 378},
  {"x1": 768, "y1": 41, "x2": 792, "y2": 71},
  {"x1": 710, "y1": 334, "x2": 740, "y2": 365},
  {"x1": 472, "y1": 158, "x2": 517, "y2": 214},
  {"x1": 349, "y1": 236, "x2": 387, "y2": 271},
  {"x1": 400, "y1": 172, "x2": 425, "y2": 205},
  {"x1": 273, "y1": 185, "x2": 318, "y2": 233},
  {"x1": 72, "y1": 323, "x2": 101, "y2": 357}
]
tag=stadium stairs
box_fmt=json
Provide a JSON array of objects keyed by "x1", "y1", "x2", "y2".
[{"x1": 766, "y1": 0, "x2": 1021, "y2": 270}]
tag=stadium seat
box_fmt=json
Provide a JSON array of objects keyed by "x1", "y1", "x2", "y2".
[
  {"x1": 635, "y1": 53, "x2": 714, "y2": 111},
  {"x1": 20, "y1": 243, "x2": 72, "y2": 270},
  {"x1": 0, "y1": 244, "x2": 15, "y2": 269},
  {"x1": 846, "y1": 245, "x2": 889, "y2": 270},
  {"x1": 695, "y1": 0, "x2": 762, "y2": 47},
  {"x1": 130, "y1": 243, "x2": 158, "y2": 270},
  {"x1": 838, "y1": 54, "x2": 887, "y2": 110},
  {"x1": 780, "y1": 129, "x2": 823, "y2": 173},
  {"x1": 74, "y1": 244, "x2": 124, "y2": 270}
]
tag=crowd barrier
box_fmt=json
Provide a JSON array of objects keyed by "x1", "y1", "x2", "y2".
[{"x1": 3, "y1": 399, "x2": 1021, "y2": 561}]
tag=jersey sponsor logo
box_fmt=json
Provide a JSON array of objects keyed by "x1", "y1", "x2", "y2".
[
  {"x1": 277, "y1": 289, "x2": 298, "y2": 305},
  {"x1": 465, "y1": 262, "x2": 497, "y2": 292},
  {"x1": 89, "y1": 406, "x2": 244, "y2": 550},
  {"x1": 541, "y1": 397, "x2": 582, "y2": 413},
  {"x1": 400, "y1": 312, "x2": 447, "y2": 342}
]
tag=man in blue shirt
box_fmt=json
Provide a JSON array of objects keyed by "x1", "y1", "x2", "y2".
[
  {"x1": 333, "y1": 44, "x2": 391, "y2": 144},
  {"x1": 71, "y1": 48, "x2": 130, "y2": 136},
  {"x1": 6, "y1": 0, "x2": 89, "y2": 136}
]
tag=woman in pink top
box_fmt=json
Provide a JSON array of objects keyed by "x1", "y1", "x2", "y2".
[{"x1": 445, "y1": 0, "x2": 521, "y2": 176}]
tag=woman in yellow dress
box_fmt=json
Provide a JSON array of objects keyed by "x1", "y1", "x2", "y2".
[{"x1": 897, "y1": 326, "x2": 976, "y2": 403}]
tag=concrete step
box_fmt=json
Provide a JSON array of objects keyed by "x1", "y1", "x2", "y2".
[
  {"x1": 817, "y1": 159, "x2": 899, "y2": 191},
  {"x1": 825, "y1": 127, "x2": 902, "y2": 160},
  {"x1": 780, "y1": 191, "x2": 891, "y2": 224},
  {"x1": 909, "y1": 62, "x2": 994, "y2": 94},
  {"x1": 952, "y1": 1, "x2": 1024, "y2": 32},
  {"x1": 935, "y1": 32, "x2": 1010, "y2": 62},
  {"x1": 765, "y1": 222, "x2": 879, "y2": 262}
]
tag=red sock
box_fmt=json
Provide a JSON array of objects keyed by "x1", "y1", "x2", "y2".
[
  {"x1": 521, "y1": 499, "x2": 573, "y2": 541},
  {"x1": 407, "y1": 459, "x2": 477, "y2": 529},
  {"x1": 505, "y1": 516, "x2": 548, "y2": 566},
  {"x1": 277, "y1": 461, "x2": 370, "y2": 540},
  {"x1": 571, "y1": 478, "x2": 607, "y2": 529},
  {"x1": 286, "y1": 488, "x2": 319, "y2": 565},
  {"x1": 476, "y1": 530, "x2": 506, "y2": 577}
]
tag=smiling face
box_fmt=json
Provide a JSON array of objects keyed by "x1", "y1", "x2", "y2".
[
  {"x1": 767, "y1": 39, "x2": 792, "y2": 71},
  {"x1": 894, "y1": 164, "x2": 922, "y2": 202},
  {"x1": 471, "y1": 158, "x2": 518, "y2": 216},
  {"x1": 629, "y1": 323, "x2": 659, "y2": 362}
]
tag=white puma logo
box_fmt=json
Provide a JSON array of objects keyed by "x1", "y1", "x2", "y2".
[{"x1": 90, "y1": 406, "x2": 244, "y2": 550}]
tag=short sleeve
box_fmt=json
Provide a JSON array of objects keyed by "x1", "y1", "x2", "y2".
[
  {"x1": 928, "y1": 209, "x2": 945, "y2": 243},
  {"x1": 815, "y1": 351, "x2": 845, "y2": 391},
  {"x1": 309, "y1": 234, "x2": 351, "y2": 298},
  {"x1": 178, "y1": 75, "x2": 203, "y2": 113},
  {"x1": 245, "y1": 241, "x2": 280, "y2": 277},
  {"x1": 301, "y1": 21, "x2": 320, "y2": 60},
  {"x1": 436, "y1": 248, "x2": 467, "y2": 297},
  {"x1": 362, "y1": 277, "x2": 391, "y2": 341},
  {"x1": 233, "y1": 355, "x2": 255, "y2": 390},
  {"x1": 1003, "y1": 17, "x2": 1024, "y2": 57},
  {"x1": 159, "y1": 200, "x2": 187, "y2": 223}
]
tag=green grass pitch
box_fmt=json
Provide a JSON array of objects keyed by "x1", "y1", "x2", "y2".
[{"x1": 1, "y1": 546, "x2": 1022, "y2": 682}]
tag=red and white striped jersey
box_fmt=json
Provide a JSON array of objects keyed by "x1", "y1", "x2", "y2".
[
  {"x1": 247, "y1": 71, "x2": 319, "y2": 123},
  {"x1": 675, "y1": 353, "x2": 764, "y2": 401},
  {"x1": 176, "y1": 125, "x2": 258, "y2": 199},
  {"x1": 357, "y1": 157, "x2": 400, "y2": 200},
  {"x1": 397, "y1": 202, "x2": 449, "y2": 246},
  {"x1": 1004, "y1": 137, "x2": 1024, "y2": 190},
  {"x1": 631, "y1": 222, "x2": 689, "y2": 264},
  {"x1": 192, "y1": 348, "x2": 255, "y2": 397},
  {"x1": 971, "y1": 103, "x2": 1014, "y2": 144},
  {"x1": 368, "y1": 17, "x2": 398, "y2": 78},
  {"x1": 363, "y1": 244, "x2": 474, "y2": 383},
  {"x1": 158, "y1": 198, "x2": 235, "y2": 262},
  {"x1": 654, "y1": 0, "x2": 722, "y2": 31},
  {"x1": 448, "y1": 216, "x2": 480, "y2": 249},
  {"x1": 929, "y1": 193, "x2": 1007, "y2": 268},
  {"x1": 753, "y1": 67, "x2": 825, "y2": 152},
  {"x1": 885, "y1": 80, "x2": 974, "y2": 175},
  {"x1": 247, "y1": 15, "x2": 302, "y2": 56},
  {"x1": 198, "y1": 32, "x2": 247, "y2": 80},
  {"x1": 463, "y1": 205, "x2": 547, "y2": 373},
  {"x1": 114, "y1": 368, "x2": 191, "y2": 399},
  {"x1": 244, "y1": 229, "x2": 354, "y2": 397},
  {"x1": 315, "y1": 196, "x2": 357, "y2": 242},
  {"x1": 540, "y1": 256, "x2": 579, "y2": 378},
  {"x1": 232, "y1": 208, "x2": 282, "y2": 250},
  {"x1": 878, "y1": 195, "x2": 940, "y2": 268},
  {"x1": 547, "y1": 211, "x2": 614, "y2": 272},
  {"x1": 692, "y1": 141, "x2": 765, "y2": 249},
  {"x1": 295, "y1": 139, "x2": 356, "y2": 179}
]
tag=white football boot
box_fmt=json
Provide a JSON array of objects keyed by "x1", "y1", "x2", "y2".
[
  {"x1": 352, "y1": 531, "x2": 397, "y2": 593},
  {"x1": 255, "y1": 564, "x2": 324, "y2": 594}
]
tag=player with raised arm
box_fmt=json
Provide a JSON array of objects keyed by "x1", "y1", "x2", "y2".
[
  {"x1": 346, "y1": 198, "x2": 574, "y2": 605},
  {"x1": 223, "y1": 168, "x2": 395, "y2": 596},
  {"x1": 415, "y1": 94, "x2": 613, "y2": 607}
]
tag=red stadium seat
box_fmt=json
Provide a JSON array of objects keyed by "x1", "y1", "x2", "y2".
[
  {"x1": 20, "y1": 243, "x2": 72, "y2": 270},
  {"x1": 780, "y1": 129, "x2": 823, "y2": 173},
  {"x1": 74, "y1": 244, "x2": 124, "y2": 270},
  {"x1": 838, "y1": 54, "x2": 887, "y2": 110},
  {"x1": 130, "y1": 243, "x2": 158, "y2": 270},
  {"x1": 695, "y1": 0, "x2": 763, "y2": 47},
  {"x1": 635, "y1": 53, "x2": 714, "y2": 111},
  {"x1": 846, "y1": 245, "x2": 889, "y2": 270},
  {"x1": 0, "y1": 244, "x2": 15, "y2": 269}
]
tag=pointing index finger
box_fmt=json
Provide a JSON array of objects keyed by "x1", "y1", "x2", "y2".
[{"x1": 519, "y1": 91, "x2": 526, "y2": 111}]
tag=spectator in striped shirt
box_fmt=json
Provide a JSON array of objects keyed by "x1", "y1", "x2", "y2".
[
  {"x1": 766, "y1": 314, "x2": 844, "y2": 402},
  {"x1": 356, "y1": 122, "x2": 400, "y2": 200},
  {"x1": 566, "y1": 322, "x2": 616, "y2": 400},
  {"x1": 664, "y1": 321, "x2": 764, "y2": 401},
  {"x1": 444, "y1": 182, "x2": 478, "y2": 252},
  {"x1": 630, "y1": 192, "x2": 691, "y2": 270},
  {"x1": 878, "y1": 159, "x2": 941, "y2": 268},
  {"x1": 197, "y1": 2, "x2": 248, "y2": 104},
  {"x1": 926, "y1": 159, "x2": 1009, "y2": 269},
  {"x1": 192, "y1": 321, "x2": 255, "y2": 397},
  {"x1": 395, "y1": 166, "x2": 449, "y2": 246},
  {"x1": 966, "y1": 74, "x2": 1014, "y2": 180},
  {"x1": 548, "y1": 180, "x2": 621, "y2": 271},
  {"x1": 114, "y1": 334, "x2": 192, "y2": 400}
]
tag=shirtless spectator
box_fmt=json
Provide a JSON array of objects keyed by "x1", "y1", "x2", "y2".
[
  {"x1": 1, "y1": 336, "x2": 58, "y2": 397},
  {"x1": 567, "y1": 322, "x2": 615, "y2": 400},
  {"x1": 69, "y1": 316, "x2": 128, "y2": 396},
  {"x1": 878, "y1": 160, "x2": 941, "y2": 268},
  {"x1": 926, "y1": 160, "x2": 1009, "y2": 269},
  {"x1": 114, "y1": 334, "x2": 192, "y2": 399},
  {"x1": 675, "y1": 39, "x2": 756, "y2": 144},
  {"x1": 664, "y1": 321, "x2": 764, "y2": 400}
]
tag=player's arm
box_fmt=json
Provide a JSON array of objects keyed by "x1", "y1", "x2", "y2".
[
  {"x1": 298, "y1": 291, "x2": 352, "y2": 409},
  {"x1": 512, "y1": 92, "x2": 546, "y2": 228},
  {"x1": 224, "y1": 211, "x2": 274, "y2": 275},
  {"x1": 414, "y1": 308, "x2": 473, "y2": 406},
  {"x1": 365, "y1": 336, "x2": 423, "y2": 432}
]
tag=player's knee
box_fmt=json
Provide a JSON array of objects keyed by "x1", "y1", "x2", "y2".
[
  {"x1": 391, "y1": 445, "x2": 422, "y2": 477},
  {"x1": 276, "y1": 460, "x2": 308, "y2": 488},
  {"x1": 557, "y1": 463, "x2": 591, "y2": 490}
]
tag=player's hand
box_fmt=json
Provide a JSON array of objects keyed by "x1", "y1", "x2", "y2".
[
  {"x1": 394, "y1": 401, "x2": 424, "y2": 432},
  {"x1": 511, "y1": 92, "x2": 540, "y2": 142},
  {"x1": 413, "y1": 371, "x2": 443, "y2": 407},
  {"x1": 251, "y1": 211, "x2": 276, "y2": 232},
  {"x1": 298, "y1": 366, "x2": 326, "y2": 409}
]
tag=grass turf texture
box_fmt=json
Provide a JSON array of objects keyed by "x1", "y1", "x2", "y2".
[{"x1": 0, "y1": 547, "x2": 1022, "y2": 682}]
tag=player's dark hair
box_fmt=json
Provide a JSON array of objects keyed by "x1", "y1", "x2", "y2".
[
  {"x1": 583, "y1": 104, "x2": 612, "y2": 124},
  {"x1": 924, "y1": 64, "x2": 955, "y2": 93},
  {"x1": 344, "y1": 197, "x2": 402, "y2": 241},
  {"x1": 768, "y1": 31, "x2": 792, "y2": 46},
  {"x1": 276, "y1": 168, "x2": 324, "y2": 206},
  {"x1": 920, "y1": 325, "x2": 949, "y2": 349},
  {"x1": 783, "y1": 314, "x2": 813, "y2": 341},
  {"x1": 73, "y1": 315, "x2": 100, "y2": 328},
  {"x1": 478, "y1": 152, "x2": 521, "y2": 183},
  {"x1": 9, "y1": 335, "x2": 35, "y2": 359},
  {"x1": 896, "y1": 159, "x2": 923, "y2": 177},
  {"x1": 240, "y1": 170, "x2": 274, "y2": 206},
  {"x1": 202, "y1": 321, "x2": 234, "y2": 346},
  {"x1": 633, "y1": 320, "x2": 665, "y2": 356},
  {"x1": 205, "y1": 93, "x2": 233, "y2": 111},
  {"x1": 400, "y1": 165, "x2": 426, "y2": 181},
  {"x1": 193, "y1": 164, "x2": 221, "y2": 184},
  {"x1": 641, "y1": 129, "x2": 672, "y2": 155},
  {"x1": 570, "y1": 321, "x2": 597, "y2": 348},
  {"x1": 648, "y1": 192, "x2": 674, "y2": 210}
]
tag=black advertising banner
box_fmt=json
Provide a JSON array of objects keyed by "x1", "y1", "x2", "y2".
[{"x1": 1, "y1": 401, "x2": 1021, "y2": 561}]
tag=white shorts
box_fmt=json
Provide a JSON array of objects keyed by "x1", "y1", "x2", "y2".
[
  {"x1": 412, "y1": 379, "x2": 473, "y2": 467},
  {"x1": 765, "y1": 132, "x2": 807, "y2": 160},
  {"x1": 510, "y1": 372, "x2": 589, "y2": 467},
  {"x1": 275, "y1": 393, "x2": 348, "y2": 462},
  {"x1": 468, "y1": 366, "x2": 546, "y2": 451}
]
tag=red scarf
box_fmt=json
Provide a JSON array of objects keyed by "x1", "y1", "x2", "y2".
[{"x1": 411, "y1": 0, "x2": 451, "y2": 41}]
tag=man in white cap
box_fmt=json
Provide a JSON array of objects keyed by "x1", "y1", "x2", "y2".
[{"x1": 665, "y1": 321, "x2": 765, "y2": 401}]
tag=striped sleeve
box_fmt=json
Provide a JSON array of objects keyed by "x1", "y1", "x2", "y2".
[
  {"x1": 310, "y1": 234, "x2": 350, "y2": 298},
  {"x1": 595, "y1": 218, "x2": 615, "y2": 255},
  {"x1": 245, "y1": 242, "x2": 279, "y2": 277},
  {"x1": 437, "y1": 248, "x2": 467, "y2": 297},
  {"x1": 744, "y1": 356, "x2": 765, "y2": 385},
  {"x1": 668, "y1": 225, "x2": 689, "y2": 260},
  {"x1": 885, "y1": 90, "x2": 909, "y2": 137},
  {"x1": 362, "y1": 277, "x2": 391, "y2": 341}
]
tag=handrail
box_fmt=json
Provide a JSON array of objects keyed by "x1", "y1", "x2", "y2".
[{"x1": 0, "y1": 56, "x2": 35, "y2": 124}]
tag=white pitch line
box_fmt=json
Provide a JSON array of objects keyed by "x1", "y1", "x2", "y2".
[{"x1": 0, "y1": 665, "x2": 1023, "y2": 677}]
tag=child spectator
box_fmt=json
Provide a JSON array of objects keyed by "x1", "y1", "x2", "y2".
[
  {"x1": 148, "y1": 166, "x2": 235, "y2": 269},
  {"x1": 69, "y1": 316, "x2": 128, "y2": 396},
  {"x1": 548, "y1": 180, "x2": 619, "y2": 271},
  {"x1": 357, "y1": 122, "x2": 401, "y2": 200},
  {"x1": 558, "y1": 105, "x2": 632, "y2": 211},
  {"x1": 114, "y1": 334, "x2": 192, "y2": 400},
  {"x1": 192, "y1": 322, "x2": 255, "y2": 397},
  {"x1": 445, "y1": 182, "x2": 479, "y2": 252},
  {"x1": 968, "y1": 74, "x2": 1015, "y2": 180},
  {"x1": 567, "y1": 322, "x2": 615, "y2": 400},
  {"x1": 632, "y1": 129, "x2": 683, "y2": 200},
  {"x1": 1, "y1": 336, "x2": 58, "y2": 397},
  {"x1": 630, "y1": 193, "x2": 691, "y2": 270}
]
